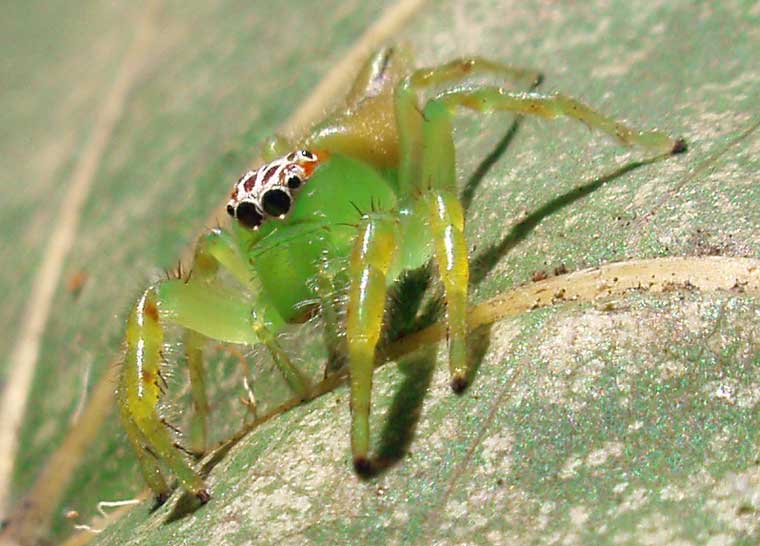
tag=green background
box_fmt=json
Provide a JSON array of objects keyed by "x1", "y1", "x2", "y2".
[{"x1": 1, "y1": 0, "x2": 759, "y2": 544}]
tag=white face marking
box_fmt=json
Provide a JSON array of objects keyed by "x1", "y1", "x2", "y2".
[{"x1": 227, "y1": 150, "x2": 321, "y2": 229}]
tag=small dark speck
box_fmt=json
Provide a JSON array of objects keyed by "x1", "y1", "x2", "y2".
[
  {"x1": 737, "y1": 504, "x2": 755, "y2": 516},
  {"x1": 671, "y1": 138, "x2": 688, "y2": 155}
]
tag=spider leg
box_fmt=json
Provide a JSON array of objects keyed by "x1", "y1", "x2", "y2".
[
  {"x1": 314, "y1": 267, "x2": 348, "y2": 377},
  {"x1": 344, "y1": 46, "x2": 414, "y2": 109},
  {"x1": 118, "y1": 229, "x2": 310, "y2": 503},
  {"x1": 417, "y1": 99, "x2": 470, "y2": 390},
  {"x1": 119, "y1": 394, "x2": 170, "y2": 502},
  {"x1": 184, "y1": 329, "x2": 209, "y2": 455},
  {"x1": 192, "y1": 229, "x2": 312, "y2": 398},
  {"x1": 345, "y1": 212, "x2": 400, "y2": 471},
  {"x1": 118, "y1": 286, "x2": 216, "y2": 503},
  {"x1": 408, "y1": 56, "x2": 542, "y2": 91},
  {"x1": 261, "y1": 134, "x2": 294, "y2": 162},
  {"x1": 395, "y1": 57, "x2": 543, "y2": 195},
  {"x1": 435, "y1": 87, "x2": 685, "y2": 154}
]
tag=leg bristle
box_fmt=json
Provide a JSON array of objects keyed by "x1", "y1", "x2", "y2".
[
  {"x1": 671, "y1": 138, "x2": 687, "y2": 155},
  {"x1": 451, "y1": 375, "x2": 468, "y2": 394}
]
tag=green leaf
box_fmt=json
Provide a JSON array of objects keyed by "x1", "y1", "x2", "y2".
[{"x1": 2, "y1": 1, "x2": 759, "y2": 545}]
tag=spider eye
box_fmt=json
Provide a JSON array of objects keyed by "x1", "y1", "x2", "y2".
[
  {"x1": 235, "y1": 201, "x2": 263, "y2": 229},
  {"x1": 300, "y1": 150, "x2": 314, "y2": 160},
  {"x1": 226, "y1": 204, "x2": 235, "y2": 216},
  {"x1": 261, "y1": 188, "x2": 292, "y2": 217},
  {"x1": 286, "y1": 175, "x2": 302, "y2": 189}
]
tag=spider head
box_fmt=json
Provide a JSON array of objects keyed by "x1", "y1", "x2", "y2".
[{"x1": 226, "y1": 149, "x2": 326, "y2": 229}]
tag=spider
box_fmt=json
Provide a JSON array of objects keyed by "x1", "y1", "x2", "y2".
[{"x1": 116, "y1": 47, "x2": 685, "y2": 504}]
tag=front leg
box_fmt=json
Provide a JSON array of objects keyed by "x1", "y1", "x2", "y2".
[
  {"x1": 345, "y1": 212, "x2": 400, "y2": 472},
  {"x1": 117, "y1": 229, "x2": 309, "y2": 503},
  {"x1": 118, "y1": 286, "x2": 215, "y2": 503}
]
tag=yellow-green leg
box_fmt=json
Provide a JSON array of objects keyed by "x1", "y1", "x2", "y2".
[
  {"x1": 118, "y1": 229, "x2": 311, "y2": 502},
  {"x1": 436, "y1": 87, "x2": 686, "y2": 155},
  {"x1": 345, "y1": 212, "x2": 400, "y2": 472},
  {"x1": 118, "y1": 400, "x2": 170, "y2": 502},
  {"x1": 417, "y1": 100, "x2": 471, "y2": 390},
  {"x1": 117, "y1": 287, "x2": 210, "y2": 503},
  {"x1": 314, "y1": 267, "x2": 348, "y2": 376},
  {"x1": 396, "y1": 57, "x2": 543, "y2": 194},
  {"x1": 408, "y1": 56, "x2": 542, "y2": 90},
  {"x1": 184, "y1": 330, "x2": 209, "y2": 456}
]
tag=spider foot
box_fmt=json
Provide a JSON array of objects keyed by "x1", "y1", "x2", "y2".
[
  {"x1": 353, "y1": 456, "x2": 373, "y2": 476},
  {"x1": 195, "y1": 489, "x2": 211, "y2": 504},
  {"x1": 450, "y1": 374, "x2": 468, "y2": 394},
  {"x1": 151, "y1": 491, "x2": 171, "y2": 511},
  {"x1": 671, "y1": 138, "x2": 688, "y2": 155}
]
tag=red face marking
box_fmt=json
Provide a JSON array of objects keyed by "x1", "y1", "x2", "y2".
[
  {"x1": 263, "y1": 164, "x2": 280, "y2": 183},
  {"x1": 242, "y1": 172, "x2": 256, "y2": 192},
  {"x1": 227, "y1": 149, "x2": 328, "y2": 228}
]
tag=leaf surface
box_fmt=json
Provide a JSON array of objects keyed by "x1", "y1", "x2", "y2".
[{"x1": 2, "y1": 1, "x2": 759, "y2": 545}]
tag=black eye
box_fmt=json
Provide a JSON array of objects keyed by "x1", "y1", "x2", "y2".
[
  {"x1": 300, "y1": 150, "x2": 314, "y2": 159},
  {"x1": 286, "y1": 175, "x2": 302, "y2": 189},
  {"x1": 235, "y1": 201, "x2": 263, "y2": 229},
  {"x1": 226, "y1": 204, "x2": 235, "y2": 216},
  {"x1": 261, "y1": 189, "x2": 292, "y2": 217}
]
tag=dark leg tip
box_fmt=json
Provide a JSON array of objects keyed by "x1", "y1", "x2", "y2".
[
  {"x1": 353, "y1": 457, "x2": 373, "y2": 476},
  {"x1": 671, "y1": 138, "x2": 687, "y2": 155},
  {"x1": 152, "y1": 491, "x2": 170, "y2": 511},
  {"x1": 451, "y1": 375, "x2": 468, "y2": 394},
  {"x1": 196, "y1": 489, "x2": 211, "y2": 504},
  {"x1": 533, "y1": 73, "x2": 544, "y2": 88}
]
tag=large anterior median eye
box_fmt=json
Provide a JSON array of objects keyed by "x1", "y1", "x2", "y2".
[
  {"x1": 261, "y1": 188, "x2": 292, "y2": 217},
  {"x1": 235, "y1": 201, "x2": 263, "y2": 229}
]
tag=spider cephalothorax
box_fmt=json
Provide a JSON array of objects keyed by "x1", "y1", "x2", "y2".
[{"x1": 226, "y1": 149, "x2": 325, "y2": 228}]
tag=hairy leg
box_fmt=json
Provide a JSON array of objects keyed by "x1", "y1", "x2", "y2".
[
  {"x1": 118, "y1": 229, "x2": 309, "y2": 502},
  {"x1": 418, "y1": 99, "x2": 470, "y2": 389},
  {"x1": 345, "y1": 212, "x2": 400, "y2": 471},
  {"x1": 435, "y1": 87, "x2": 685, "y2": 154}
]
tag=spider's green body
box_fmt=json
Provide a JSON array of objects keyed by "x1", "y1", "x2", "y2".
[
  {"x1": 117, "y1": 47, "x2": 684, "y2": 504},
  {"x1": 231, "y1": 153, "x2": 427, "y2": 324}
]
